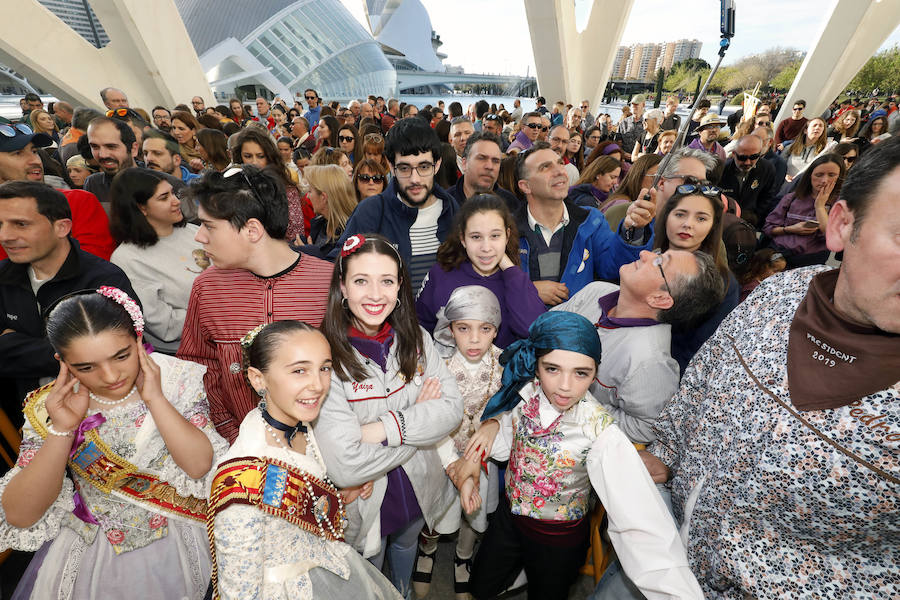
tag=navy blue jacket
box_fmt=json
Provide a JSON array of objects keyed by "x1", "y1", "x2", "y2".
[
  {"x1": 329, "y1": 178, "x2": 459, "y2": 265},
  {"x1": 450, "y1": 176, "x2": 520, "y2": 213}
]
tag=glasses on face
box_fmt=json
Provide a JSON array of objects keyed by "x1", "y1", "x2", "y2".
[
  {"x1": 675, "y1": 183, "x2": 720, "y2": 198},
  {"x1": 524, "y1": 122, "x2": 543, "y2": 130},
  {"x1": 338, "y1": 135, "x2": 355, "y2": 143},
  {"x1": 581, "y1": 105, "x2": 589, "y2": 109},
  {"x1": 305, "y1": 95, "x2": 316, "y2": 101},
  {"x1": 394, "y1": 162, "x2": 435, "y2": 178},
  {"x1": 792, "y1": 107, "x2": 803, "y2": 111},
  {"x1": 0, "y1": 123, "x2": 33, "y2": 137},
  {"x1": 735, "y1": 153, "x2": 761, "y2": 161},
  {"x1": 844, "y1": 154, "x2": 857, "y2": 163},
  {"x1": 549, "y1": 136, "x2": 569, "y2": 145},
  {"x1": 357, "y1": 173, "x2": 386, "y2": 183},
  {"x1": 652, "y1": 249, "x2": 670, "y2": 292},
  {"x1": 223, "y1": 166, "x2": 264, "y2": 204}
]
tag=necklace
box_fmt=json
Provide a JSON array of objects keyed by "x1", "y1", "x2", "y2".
[
  {"x1": 263, "y1": 419, "x2": 321, "y2": 465},
  {"x1": 260, "y1": 405, "x2": 306, "y2": 444},
  {"x1": 90, "y1": 385, "x2": 138, "y2": 406}
]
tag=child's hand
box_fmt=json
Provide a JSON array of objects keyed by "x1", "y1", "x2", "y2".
[
  {"x1": 446, "y1": 457, "x2": 481, "y2": 490},
  {"x1": 45, "y1": 361, "x2": 89, "y2": 433},
  {"x1": 460, "y1": 476, "x2": 481, "y2": 514},
  {"x1": 498, "y1": 253, "x2": 515, "y2": 270},
  {"x1": 415, "y1": 377, "x2": 441, "y2": 404},
  {"x1": 464, "y1": 419, "x2": 500, "y2": 462},
  {"x1": 340, "y1": 480, "x2": 374, "y2": 504},
  {"x1": 360, "y1": 422, "x2": 386, "y2": 444},
  {"x1": 135, "y1": 338, "x2": 165, "y2": 405}
]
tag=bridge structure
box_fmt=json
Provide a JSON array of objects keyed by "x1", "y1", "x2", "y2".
[{"x1": 395, "y1": 69, "x2": 536, "y2": 95}]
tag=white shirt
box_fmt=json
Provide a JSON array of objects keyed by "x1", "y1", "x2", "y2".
[{"x1": 527, "y1": 203, "x2": 570, "y2": 246}]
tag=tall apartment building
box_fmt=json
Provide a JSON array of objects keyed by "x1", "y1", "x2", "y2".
[
  {"x1": 612, "y1": 38, "x2": 703, "y2": 82},
  {"x1": 38, "y1": 0, "x2": 109, "y2": 48}
]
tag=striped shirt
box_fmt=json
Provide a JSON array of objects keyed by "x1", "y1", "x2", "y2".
[
  {"x1": 408, "y1": 199, "x2": 442, "y2": 293},
  {"x1": 177, "y1": 252, "x2": 332, "y2": 443}
]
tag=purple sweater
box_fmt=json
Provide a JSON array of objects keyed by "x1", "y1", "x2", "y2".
[
  {"x1": 762, "y1": 192, "x2": 827, "y2": 255},
  {"x1": 415, "y1": 260, "x2": 546, "y2": 348}
]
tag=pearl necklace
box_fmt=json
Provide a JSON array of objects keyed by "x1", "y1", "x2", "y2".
[
  {"x1": 90, "y1": 385, "x2": 138, "y2": 406},
  {"x1": 264, "y1": 423, "x2": 321, "y2": 464}
]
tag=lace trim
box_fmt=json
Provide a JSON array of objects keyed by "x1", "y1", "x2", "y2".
[{"x1": 58, "y1": 532, "x2": 89, "y2": 600}]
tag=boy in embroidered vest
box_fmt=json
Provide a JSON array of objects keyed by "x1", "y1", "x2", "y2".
[
  {"x1": 413, "y1": 285, "x2": 504, "y2": 599},
  {"x1": 208, "y1": 321, "x2": 401, "y2": 600},
  {"x1": 0, "y1": 288, "x2": 227, "y2": 599},
  {"x1": 456, "y1": 311, "x2": 702, "y2": 600}
]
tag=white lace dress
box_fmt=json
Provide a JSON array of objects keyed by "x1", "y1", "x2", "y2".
[
  {"x1": 213, "y1": 408, "x2": 403, "y2": 600},
  {"x1": 0, "y1": 353, "x2": 228, "y2": 600}
]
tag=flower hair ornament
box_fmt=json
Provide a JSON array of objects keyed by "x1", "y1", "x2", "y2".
[
  {"x1": 241, "y1": 323, "x2": 267, "y2": 349},
  {"x1": 339, "y1": 233, "x2": 404, "y2": 274},
  {"x1": 97, "y1": 286, "x2": 144, "y2": 336}
]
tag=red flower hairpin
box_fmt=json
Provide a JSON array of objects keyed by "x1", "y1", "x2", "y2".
[{"x1": 341, "y1": 235, "x2": 366, "y2": 257}]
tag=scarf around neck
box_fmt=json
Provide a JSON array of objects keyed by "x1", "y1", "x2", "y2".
[
  {"x1": 787, "y1": 269, "x2": 900, "y2": 411},
  {"x1": 348, "y1": 322, "x2": 395, "y2": 373}
]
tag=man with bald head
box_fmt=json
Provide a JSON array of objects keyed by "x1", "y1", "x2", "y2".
[
  {"x1": 100, "y1": 87, "x2": 128, "y2": 110},
  {"x1": 719, "y1": 134, "x2": 778, "y2": 226}
]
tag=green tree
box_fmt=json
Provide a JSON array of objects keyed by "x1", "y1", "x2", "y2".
[
  {"x1": 770, "y1": 61, "x2": 802, "y2": 92},
  {"x1": 849, "y1": 45, "x2": 900, "y2": 92}
]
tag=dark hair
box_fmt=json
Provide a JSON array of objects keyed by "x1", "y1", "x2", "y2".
[
  {"x1": 657, "y1": 250, "x2": 725, "y2": 326},
  {"x1": 384, "y1": 117, "x2": 441, "y2": 166},
  {"x1": 436, "y1": 194, "x2": 519, "y2": 271},
  {"x1": 197, "y1": 114, "x2": 222, "y2": 130},
  {"x1": 322, "y1": 233, "x2": 423, "y2": 383},
  {"x1": 497, "y1": 155, "x2": 522, "y2": 203},
  {"x1": 231, "y1": 127, "x2": 292, "y2": 187},
  {"x1": 141, "y1": 128, "x2": 180, "y2": 155},
  {"x1": 195, "y1": 128, "x2": 230, "y2": 171},
  {"x1": 463, "y1": 130, "x2": 501, "y2": 159},
  {"x1": 434, "y1": 119, "x2": 450, "y2": 143},
  {"x1": 151, "y1": 105, "x2": 171, "y2": 118},
  {"x1": 222, "y1": 121, "x2": 240, "y2": 137},
  {"x1": 24, "y1": 92, "x2": 41, "y2": 103},
  {"x1": 72, "y1": 107, "x2": 103, "y2": 131},
  {"x1": 833, "y1": 142, "x2": 859, "y2": 158},
  {"x1": 448, "y1": 101, "x2": 463, "y2": 118},
  {"x1": 88, "y1": 116, "x2": 136, "y2": 149},
  {"x1": 794, "y1": 153, "x2": 845, "y2": 200},
  {"x1": 317, "y1": 115, "x2": 341, "y2": 149},
  {"x1": 352, "y1": 157, "x2": 388, "y2": 202},
  {"x1": 187, "y1": 164, "x2": 288, "y2": 239},
  {"x1": 697, "y1": 99, "x2": 711, "y2": 110},
  {"x1": 475, "y1": 100, "x2": 490, "y2": 119},
  {"x1": 839, "y1": 135, "x2": 900, "y2": 241},
  {"x1": 575, "y1": 154, "x2": 619, "y2": 187},
  {"x1": 292, "y1": 147, "x2": 311, "y2": 162},
  {"x1": 522, "y1": 111, "x2": 541, "y2": 123},
  {"x1": 241, "y1": 320, "x2": 321, "y2": 388},
  {"x1": 215, "y1": 105, "x2": 233, "y2": 119},
  {"x1": 46, "y1": 292, "x2": 137, "y2": 355},
  {"x1": 338, "y1": 123, "x2": 363, "y2": 164},
  {"x1": 609, "y1": 153, "x2": 662, "y2": 204},
  {"x1": 109, "y1": 168, "x2": 183, "y2": 247},
  {"x1": 536, "y1": 97, "x2": 546, "y2": 105},
  {"x1": 0, "y1": 181, "x2": 71, "y2": 222},
  {"x1": 795, "y1": 99, "x2": 807, "y2": 108},
  {"x1": 654, "y1": 187, "x2": 728, "y2": 278},
  {"x1": 514, "y1": 140, "x2": 552, "y2": 183}
]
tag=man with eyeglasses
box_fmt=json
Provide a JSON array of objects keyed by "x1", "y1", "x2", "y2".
[
  {"x1": 302, "y1": 89, "x2": 321, "y2": 128},
  {"x1": 451, "y1": 131, "x2": 518, "y2": 211},
  {"x1": 330, "y1": 117, "x2": 458, "y2": 291},
  {"x1": 775, "y1": 99, "x2": 808, "y2": 147},
  {"x1": 191, "y1": 96, "x2": 205, "y2": 118},
  {"x1": 507, "y1": 112, "x2": 543, "y2": 154},
  {"x1": 0, "y1": 119, "x2": 115, "y2": 261},
  {"x1": 579, "y1": 100, "x2": 595, "y2": 130},
  {"x1": 151, "y1": 106, "x2": 172, "y2": 132},
  {"x1": 719, "y1": 134, "x2": 778, "y2": 227},
  {"x1": 618, "y1": 94, "x2": 647, "y2": 158},
  {"x1": 548, "y1": 125, "x2": 579, "y2": 184}
]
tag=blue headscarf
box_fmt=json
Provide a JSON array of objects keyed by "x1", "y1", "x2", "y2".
[{"x1": 481, "y1": 311, "x2": 601, "y2": 420}]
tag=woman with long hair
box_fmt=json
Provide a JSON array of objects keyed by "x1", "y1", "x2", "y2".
[
  {"x1": 783, "y1": 117, "x2": 835, "y2": 180},
  {"x1": 230, "y1": 128, "x2": 305, "y2": 243},
  {"x1": 338, "y1": 123, "x2": 363, "y2": 164},
  {"x1": 828, "y1": 109, "x2": 861, "y2": 142},
  {"x1": 764, "y1": 153, "x2": 844, "y2": 268},
  {"x1": 195, "y1": 128, "x2": 230, "y2": 172},
  {"x1": 228, "y1": 98, "x2": 247, "y2": 125},
  {"x1": 605, "y1": 153, "x2": 662, "y2": 207},
  {"x1": 564, "y1": 131, "x2": 585, "y2": 173},
  {"x1": 569, "y1": 156, "x2": 622, "y2": 212},
  {"x1": 352, "y1": 157, "x2": 388, "y2": 203},
  {"x1": 109, "y1": 168, "x2": 206, "y2": 350},
  {"x1": 310, "y1": 147, "x2": 353, "y2": 178},
  {"x1": 857, "y1": 114, "x2": 890, "y2": 150},
  {"x1": 654, "y1": 181, "x2": 740, "y2": 372},
  {"x1": 416, "y1": 194, "x2": 545, "y2": 348},
  {"x1": 313, "y1": 234, "x2": 464, "y2": 598},
  {"x1": 631, "y1": 108, "x2": 662, "y2": 161},
  {"x1": 314, "y1": 115, "x2": 341, "y2": 152},
  {"x1": 304, "y1": 164, "x2": 358, "y2": 256},
  {"x1": 170, "y1": 110, "x2": 203, "y2": 172},
  {"x1": 29, "y1": 109, "x2": 60, "y2": 145}
]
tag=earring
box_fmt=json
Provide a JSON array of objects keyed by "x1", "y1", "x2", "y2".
[
  {"x1": 395, "y1": 297, "x2": 402, "y2": 308},
  {"x1": 341, "y1": 297, "x2": 349, "y2": 309},
  {"x1": 257, "y1": 389, "x2": 267, "y2": 411}
]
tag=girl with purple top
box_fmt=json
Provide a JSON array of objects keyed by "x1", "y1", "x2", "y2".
[
  {"x1": 313, "y1": 234, "x2": 464, "y2": 598},
  {"x1": 416, "y1": 194, "x2": 546, "y2": 349}
]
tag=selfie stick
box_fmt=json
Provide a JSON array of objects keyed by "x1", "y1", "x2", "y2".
[{"x1": 624, "y1": 0, "x2": 736, "y2": 239}]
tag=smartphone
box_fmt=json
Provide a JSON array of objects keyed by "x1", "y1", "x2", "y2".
[{"x1": 802, "y1": 220, "x2": 819, "y2": 228}]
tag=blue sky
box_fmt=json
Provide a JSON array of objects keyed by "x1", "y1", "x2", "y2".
[{"x1": 340, "y1": 0, "x2": 900, "y2": 76}]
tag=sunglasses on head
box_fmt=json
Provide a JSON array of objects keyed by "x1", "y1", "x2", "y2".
[
  {"x1": 0, "y1": 123, "x2": 33, "y2": 137},
  {"x1": 483, "y1": 114, "x2": 501, "y2": 121},
  {"x1": 223, "y1": 166, "x2": 265, "y2": 204},
  {"x1": 364, "y1": 133, "x2": 383, "y2": 142},
  {"x1": 675, "y1": 183, "x2": 720, "y2": 198},
  {"x1": 338, "y1": 135, "x2": 355, "y2": 143},
  {"x1": 357, "y1": 173, "x2": 385, "y2": 183},
  {"x1": 735, "y1": 153, "x2": 761, "y2": 161}
]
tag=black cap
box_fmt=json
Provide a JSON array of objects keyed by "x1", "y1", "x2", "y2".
[{"x1": 0, "y1": 119, "x2": 53, "y2": 153}]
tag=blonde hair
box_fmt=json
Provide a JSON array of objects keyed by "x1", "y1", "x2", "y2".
[
  {"x1": 304, "y1": 164, "x2": 357, "y2": 240},
  {"x1": 29, "y1": 109, "x2": 58, "y2": 134}
]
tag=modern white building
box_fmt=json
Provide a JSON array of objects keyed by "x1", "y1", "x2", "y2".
[
  {"x1": 365, "y1": 0, "x2": 446, "y2": 73},
  {"x1": 173, "y1": 0, "x2": 397, "y2": 101}
]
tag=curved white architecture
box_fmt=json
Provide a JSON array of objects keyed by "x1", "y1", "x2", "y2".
[
  {"x1": 365, "y1": 0, "x2": 445, "y2": 73},
  {"x1": 175, "y1": 0, "x2": 397, "y2": 100}
]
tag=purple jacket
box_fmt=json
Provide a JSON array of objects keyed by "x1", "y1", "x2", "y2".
[
  {"x1": 415, "y1": 260, "x2": 546, "y2": 348},
  {"x1": 688, "y1": 137, "x2": 726, "y2": 163},
  {"x1": 762, "y1": 192, "x2": 827, "y2": 256},
  {"x1": 507, "y1": 130, "x2": 534, "y2": 154}
]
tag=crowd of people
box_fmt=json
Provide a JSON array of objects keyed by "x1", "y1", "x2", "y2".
[{"x1": 0, "y1": 83, "x2": 897, "y2": 600}]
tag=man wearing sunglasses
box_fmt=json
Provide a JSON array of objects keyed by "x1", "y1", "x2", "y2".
[
  {"x1": 719, "y1": 134, "x2": 778, "y2": 227},
  {"x1": 507, "y1": 112, "x2": 543, "y2": 154},
  {"x1": 775, "y1": 99, "x2": 808, "y2": 148},
  {"x1": 303, "y1": 89, "x2": 321, "y2": 128}
]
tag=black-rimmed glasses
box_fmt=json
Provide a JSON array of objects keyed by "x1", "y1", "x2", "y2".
[
  {"x1": 338, "y1": 135, "x2": 355, "y2": 143},
  {"x1": 394, "y1": 162, "x2": 435, "y2": 178},
  {"x1": 652, "y1": 249, "x2": 670, "y2": 292}
]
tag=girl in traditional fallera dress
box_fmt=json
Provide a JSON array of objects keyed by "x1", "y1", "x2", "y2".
[
  {"x1": 0, "y1": 287, "x2": 228, "y2": 600},
  {"x1": 413, "y1": 285, "x2": 505, "y2": 599},
  {"x1": 313, "y1": 233, "x2": 464, "y2": 598},
  {"x1": 457, "y1": 311, "x2": 704, "y2": 600},
  {"x1": 207, "y1": 320, "x2": 402, "y2": 600}
]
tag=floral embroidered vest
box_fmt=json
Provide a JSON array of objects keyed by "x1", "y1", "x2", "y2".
[{"x1": 505, "y1": 383, "x2": 614, "y2": 521}]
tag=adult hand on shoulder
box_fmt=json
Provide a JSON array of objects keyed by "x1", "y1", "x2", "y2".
[
  {"x1": 638, "y1": 450, "x2": 671, "y2": 484},
  {"x1": 623, "y1": 187, "x2": 657, "y2": 229},
  {"x1": 533, "y1": 280, "x2": 569, "y2": 306},
  {"x1": 45, "y1": 361, "x2": 90, "y2": 433}
]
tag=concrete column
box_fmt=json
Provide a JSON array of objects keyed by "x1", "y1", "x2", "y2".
[
  {"x1": 776, "y1": 0, "x2": 900, "y2": 126},
  {"x1": 0, "y1": 0, "x2": 212, "y2": 111},
  {"x1": 523, "y1": 0, "x2": 635, "y2": 108}
]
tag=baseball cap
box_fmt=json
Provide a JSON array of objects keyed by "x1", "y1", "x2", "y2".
[{"x1": 0, "y1": 118, "x2": 53, "y2": 153}]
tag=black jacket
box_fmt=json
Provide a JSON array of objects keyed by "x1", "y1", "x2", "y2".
[
  {"x1": 0, "y1": 238, "x2": 138, "y2": 406},
  {"x1": 450, "y1": 176, "x2": 521, "y2": 213},
  {"x1": 718, "y1": 157, "x2": 778, "y2": 227}
]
